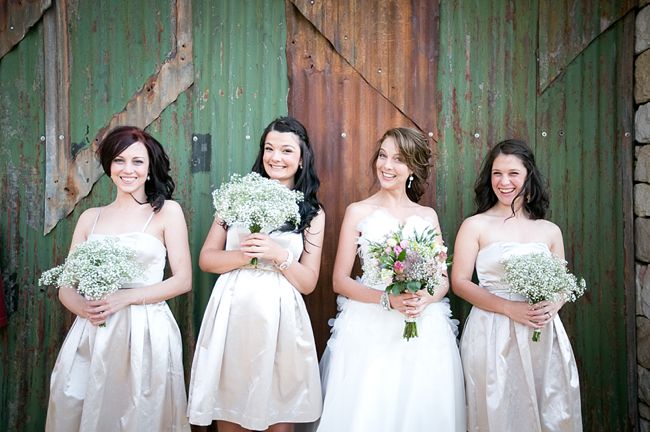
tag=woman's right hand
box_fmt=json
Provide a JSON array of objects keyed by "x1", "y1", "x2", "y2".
[
  {"x1": 503, "y1": 300, "x2": 544, "y2": 329},
  {"x1": 389, "y1": 292, "x2": 419, "y2": 318}
]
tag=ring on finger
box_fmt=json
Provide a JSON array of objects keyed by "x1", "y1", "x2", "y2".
[{"x1": 546, "y1": 311, "x2": 551, "y2": 318}]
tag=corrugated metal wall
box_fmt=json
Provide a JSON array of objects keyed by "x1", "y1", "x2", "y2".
[
  {"x1": 0, "y1": 0, "x2": 637, "y2": 430},
  {"x1": 0, "y1": 1, "x2": 290, "y2": 430}
]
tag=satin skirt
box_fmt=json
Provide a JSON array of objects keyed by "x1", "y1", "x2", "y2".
[
  {"x1": 45, "y1": 302, "x2": 190, "y2": 432},
  {"x1": 312, "y1": 297, "x2": 466, "y2": 432},
  {"x1": 460, "y1": 306, "x2": 582, "y2": 432},
  {"x1": 187, "y1": 268, "x2": 322, "y2": 429}
]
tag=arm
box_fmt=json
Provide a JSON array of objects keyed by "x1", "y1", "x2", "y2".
[
  {"x1": 92, "y1": 201, "x2": 193, "y2": 324},
  {"x1": 198, "y1": 219, "x2": 251, "y2": 274},
  {"x1": 57, "y1": 208, "x2": 99, "y2": 318},
  {"x1": 530, "y1": 222, "x2": 567, "y2": 321},
  {"x1": 450, "y1": 217, "x2": 542, "y2": 328},
  {"x1": 332, "y1": 204, "x2": 414, "y2": 316}
]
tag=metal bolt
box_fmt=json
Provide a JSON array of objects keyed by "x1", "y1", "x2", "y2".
[
  {"x1": 558, "y1": 130, "x2": 564, "y2": 136},
  {"x1": 10, "y1": 26, "x2": 14, "y2": 31},
  {"x1": 474, "y1": 132, "x2": 480, "y2": 138},
  {"x1": 341, "y1": 132, "x2": 347, "y2": 138},
  {"x1": 245, "y1": 135, "x2": 251, "y2": 140},
  {"x1": 58, "y1": 134, "x2": 64, "y2": 140},
  {"x1": 40, "y1": 136, "x2": 45, "y2": 142},
  {"x1": 192, "y1": 136, "x2": 198, "y2": 142},
  {"x1": 378, "y1": 68, "x2": 382, "y2": 73},
  {"x1": 625, "y1": 132, "x2": 631, "y2": 137},
  {"x1": 428, "y1": 132, "x2": 434, "y2": 138},
  {"x1": 541, "y1": 131, "x2": 547, "y2": 137}
]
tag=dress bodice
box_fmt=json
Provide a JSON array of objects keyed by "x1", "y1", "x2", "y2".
[
  {"x1": 356, "y1": 208, "x2": 435, "y2": 290},
  {"x1": 225, "y1": 223, "x2": 303, "y2": 269},
  {"x1": 88, "y1": 233, "x2": 166, "y2": 287},
  {"x1": 476, "y1": 241, "x2": 551, "y2": 298}
]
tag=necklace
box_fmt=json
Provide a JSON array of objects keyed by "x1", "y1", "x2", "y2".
[{"x1": 130, "y1": 194, "x2": 148, "y2": 205}]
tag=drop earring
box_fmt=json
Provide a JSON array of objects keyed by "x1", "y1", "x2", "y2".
[
  {"x1": 407, "y1": 175, "x2": 413, "y2": 189},
  {"x1": 147, "y1": 175, "x2": 150, "y2": 181}
]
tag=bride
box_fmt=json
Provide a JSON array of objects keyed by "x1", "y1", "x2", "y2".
[{"x1": 316, "y1": 128, "x2": 465, "y2": 432}]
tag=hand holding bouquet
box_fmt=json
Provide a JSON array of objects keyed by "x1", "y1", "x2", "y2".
[
  {"x1": 212, "y1": 172, "x2": 303, "y2": 266},
  {"x1": 502, "y1": 252, "x2": 586, "y2": 341},
  {"x1": 39, "y1": 237, "x2": 142, "y2": 326},
  {"x1": 367, "y1": 225, "x2": 448, "y2": 340}
]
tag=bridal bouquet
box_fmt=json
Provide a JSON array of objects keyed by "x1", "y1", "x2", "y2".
[
  {"x1": 502, "y1": 252, "x2": 586, "y2": 341},
  {"x1": 212, "y1": 172, "x2": 303, "y2": 266},
  {"x1": 39, "y1": 237, "x2": 142, "y2": 326},
  {"x1": 367, "y1": 225, "x2": 448, "y2": 340}
]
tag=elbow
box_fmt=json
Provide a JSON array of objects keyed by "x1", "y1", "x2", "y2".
[{"x1": 332, "y1": 274, "x2": 345, "y2": 295}]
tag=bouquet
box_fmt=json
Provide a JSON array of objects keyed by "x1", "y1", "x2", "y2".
[
  {"x1": 367, "y1": 225, "x2": 448, "y2": 340},
  {"x1": 502, "y1": 252, "x2": 586, "y2": 341},
  {"x1": 39, "y1": 237, "x2": 142, "y2": 327},
  {"x1": 212, "y1": 172, "x2": 303, "y2": 266}
]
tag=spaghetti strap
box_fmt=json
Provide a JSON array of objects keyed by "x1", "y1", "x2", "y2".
[
  {"x1": 90, "y1": 208, "x2": 102, "y2": 235},
  {"x1": 142, "y1": 211, "x2": 155, "y2": 233}
]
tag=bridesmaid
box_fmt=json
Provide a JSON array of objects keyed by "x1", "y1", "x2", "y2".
[
  {"x1": 187, "y1": 116, "x2": 325, "y2": 432},
  {"x1": 46, "y1": 126, "x2": 192, "y2": 431},
  {"x1": 451, "y1": 139, "x2": 582, "y2": 431}
]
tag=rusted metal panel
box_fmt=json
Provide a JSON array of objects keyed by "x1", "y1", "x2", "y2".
[
  {"x1": 43, "y1": 0, "x2": 194, "y2": 234},
  {"x1": 438, "y1": 0, "x2": 634, "y2": 429},
  {"x1": 538, "y1": 0, "x2": 635, "y2": 93},
  {"x1": 285, "y1": 0, "x2": 439, "y2": 355},
  {"x1": 0, "y1": 0, "x2": 51, "y2": 58},
  {"x1": 291, "y1": 0, "x2": 439, "y2": 138},
  {"x1": 536, "y1": 14, "x2": 635, "y2": 429}
]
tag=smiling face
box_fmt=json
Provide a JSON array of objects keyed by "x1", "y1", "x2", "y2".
[
  {"x1": 110, "y1": 141, "x2": 149, "y2": 197},
  {"x1": 375, "y1": 136, "x2": 411, "y2": 192},
  {"x1": 262, "y1": 130, "x2": 302, "y2": 188},
  {"x1": 491, "y1": 153, "x2": 528, "y2": 207}
]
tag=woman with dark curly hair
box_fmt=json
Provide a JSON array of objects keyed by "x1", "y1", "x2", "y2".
[
  {"x1": 46, "y1": 126, "x2": 192, "y2": 431},
  {"x1": 188, "y1": 116, "x2": 325, "y2": 432},
  {"x1": 451, "y1": 139, "x2": 582, "y2": 431},
  {"x1": 314, "y1": 128, "x2": 465, "y2": 431}
]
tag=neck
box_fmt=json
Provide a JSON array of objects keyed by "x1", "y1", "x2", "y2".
[
  {"x1": 130, "y1": 193, "x2": 148, "y2": 205},
  {"x1": 376, "y1": 189, "x2": 412, "y2": 207}
]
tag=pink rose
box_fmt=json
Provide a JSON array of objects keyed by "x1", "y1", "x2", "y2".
[
  {"x1": 394, "y1": 245, "x2": 403, "y2": 254},
  {"x1": 393, "y1": 261, "x2": 405, "y2": 274}
]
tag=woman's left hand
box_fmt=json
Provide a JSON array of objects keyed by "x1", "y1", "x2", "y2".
[
  {"x1": 530, "y1": 300, "x2": 564, "y2": 325},
  {"x1": 402, "y1": 289, "x2": 434, "y2": 318},
  {"x1": 240, "y1": 233, "x2": 285, "y2": 264}
]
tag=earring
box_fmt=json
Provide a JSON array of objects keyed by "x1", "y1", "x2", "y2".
[
  {"x1": 147, "y1": 175, "x2": 150, "y2": 181},
  {"x1": 299, "y1": 163, "x2": 303, "y2": 170},
  {"x1": 407, "y1": 175, "x2": 413, "y2": 189}
]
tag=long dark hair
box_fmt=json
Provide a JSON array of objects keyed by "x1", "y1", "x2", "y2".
[
  {"x1": 474, "y1": 139, "x2": 549, "y2": 219},
  {"x1": 370, "y1": 127, "x2": 432, "y2": 202},
  {"x1": 97, "y1": 125, "x2": 175, "y2": 212},
  {"x1": 251, "y1": 116, "x2": 322, "y2": 233}
]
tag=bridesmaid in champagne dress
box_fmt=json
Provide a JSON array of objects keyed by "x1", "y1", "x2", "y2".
[
  {"x1": 451, "y1": 139, "x2": 582, "y2": 431},
  {"x1": 187, "y1": 117, "x2": 325, "y2": 432},
  {"x1": 315, "y1": 128, "x2": 466, "y2": 432},
  {"x1": 46, "y1": 126, "x2": 192, "y2": 431}
]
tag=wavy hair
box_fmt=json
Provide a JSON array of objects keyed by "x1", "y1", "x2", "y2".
[
  {"x1": 251, "y1": 116, "x2": 322, "y2": 233},
  {"x1": 474, "y1": 139, "x2": 549, "y2": 219},
  {"x1": 97, "y1": 126, "x2": 175, "y2": 212},
  {"x1": 371, "y1": 127, "x2": 432, "y2": 202}
]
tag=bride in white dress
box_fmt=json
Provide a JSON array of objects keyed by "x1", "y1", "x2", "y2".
[{"x1": 316, "y1": 128, "x2": 466, "y2": 432}]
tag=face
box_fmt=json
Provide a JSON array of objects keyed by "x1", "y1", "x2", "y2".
[
  {"x1": 491, "y1": 153, "x2": 528, "y2": 207},
  {"x1": 376, "y1": 137, "x2": 411, "y2": 191},
  {"x1": 110, "y1": 141, "x2": 149, "y2": 195},
  {"x1": 262, "y1": 130, "x2": 302, "y2": 187}
]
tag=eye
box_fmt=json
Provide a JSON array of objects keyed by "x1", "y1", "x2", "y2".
[
  {"x1": 283, "y1": 147, "x2": 294, "y2": 154},
  {"x1": 264, "y1": 145, "x2": 273, "y2": 152},
  {"x1": 378, "y1": 152, "x2": 387, "y2": 159}
]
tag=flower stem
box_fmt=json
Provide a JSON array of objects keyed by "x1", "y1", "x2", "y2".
[
  {"x1": 532, "y1": 329, "x2": 541, "y2": 342},
  {"x1": 403, "y1": 321, "x2": 418, "y2": 340}
]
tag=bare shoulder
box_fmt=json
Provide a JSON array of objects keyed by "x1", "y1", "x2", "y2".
[
  {"x1": 535, "y1": 218, "x2": 563, "y2": 240},
  {"x1": 308, "y1": 208, "x2": 326, "y2": 230},
  {"x1": 458, "y1": 213, "x2": 488, "y2": 232},
  {"x1": 158, "y1": 200, "x2": 187, "y2": 223},
  {"x1": 411, "y1": 204, "x2": 438, "y2": 221},
  {"x1": 343, "y1": 200, "x2": 376, "y2": 227},
  {"x1": 76, "y1": 207, "x2": 102, "y2": 230}
]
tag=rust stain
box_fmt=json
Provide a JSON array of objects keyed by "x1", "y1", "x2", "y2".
[
  {"x1": 0, "y1": 0, "x2": 51, "y2": 59},
  {"x1": 43, "y1": 0, "x2": 195, "y2": 234}
]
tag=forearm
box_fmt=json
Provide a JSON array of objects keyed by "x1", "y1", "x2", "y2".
[
  {"x1": 332, "y1": 275, "x2": 383, "y2": 304},
  {"x1": 58, "y1": 286, "x2": 88, "y2": 317},
  {"x1": 281, "y1": 261, "x2": 319, "y2": 295},
  {"x1": 199, "y1": 248, "x2": 250, "y2": 274},
  {"x1": 452, "y1": 279, "x2": 512, "y2": 315},
  {"x1": 127, "y1": 271, "x2": 192, "y2": 305}
]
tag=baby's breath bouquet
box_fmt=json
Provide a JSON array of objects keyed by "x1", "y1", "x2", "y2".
[
  {"x1": 212, "y1": 172, "x2": 303, "y2": 266},
  {"x1": 39, "y1": 237, "x2": 142, "y2": 327},
  {"x1": 367, "y1": 225, "x2": 448, "y2": 340},
  {"x1": 502, "y1": 252, "x2": 586, "y2": 341}
]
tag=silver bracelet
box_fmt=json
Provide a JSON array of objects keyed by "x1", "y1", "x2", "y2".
[
  {"x1": 380, "y1": 291, "x2": 391, "y2": 311},
  {"x1": 275, "y1": 249, "x2": 294, "y2": 271}
]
